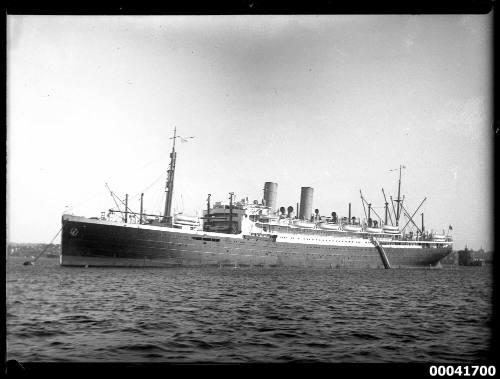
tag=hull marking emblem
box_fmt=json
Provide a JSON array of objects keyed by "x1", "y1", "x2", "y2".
[{"x1": 70, "y1": 228, "x2": 79, "y2": 237}]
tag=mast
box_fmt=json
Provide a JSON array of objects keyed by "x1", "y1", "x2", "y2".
[
  {"x1": 207, "y1": 194, "x2": 211, "y2": 218},
  {"x1": 395, "y1": 165, "x2": 406, "y2": 225},
  {"x1": 396, "y1": 165, "x2": 401, "y2": 225},
  {"x1": 390, "y1": 165, "x2": 405, "y2": 226},
  {"x1": 382, "y1": 188, "x2": 393, "y2": 226},
  {"x1": 139, "y1": 193, "x2": 144, "y2": 224},
  {"x1": 367, "y1": 203, "x2": 372, "y2": 227},
  {"x1": 384, "y1": 200, "x2": 388, "y2": 225},
  {"x1": 390, "y1": 196, "x2": 397, "y2": 225},
  {"x1": 163, "y1": 127, "x2": 177, "y2": 224},
  {"x1": 125, "y1": 194, "x2": 128, "y2": 223},
  {"x1": 228, "y1": 192, "x2": 234, "y2": 233}
]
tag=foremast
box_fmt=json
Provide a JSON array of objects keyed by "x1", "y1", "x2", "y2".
[{"x1": 162, "y1": 127, "x2": 177, "y2": 225}]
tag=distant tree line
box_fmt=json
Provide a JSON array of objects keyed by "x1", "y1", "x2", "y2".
[{"x1": 7, "y1": 243, "x2": 60, "y2": 258}]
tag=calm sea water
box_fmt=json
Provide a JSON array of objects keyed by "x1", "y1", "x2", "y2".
[{"x1": 6, "y1": 256, "x2": 493, "y2": 363}]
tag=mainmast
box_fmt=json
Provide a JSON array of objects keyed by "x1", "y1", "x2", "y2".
[
  {"x1": 162, "y1": 127, "x2": 177, "y2": 224},
  {"x1": 391, "y1": 164, "x2": 405, "y2": 226}
]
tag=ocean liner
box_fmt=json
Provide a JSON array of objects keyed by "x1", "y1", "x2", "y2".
[{"x1": 61, "y1": 129, "x2": 453, "y2": 269}]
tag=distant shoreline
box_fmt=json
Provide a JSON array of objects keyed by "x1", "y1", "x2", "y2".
[{"x1": 7, "y1": 243, "x2": 60, "y2": 258}]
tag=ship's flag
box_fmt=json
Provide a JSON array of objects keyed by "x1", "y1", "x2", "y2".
[{"x1": 449, "y1": 225, "x2": 453, "y2": 230}]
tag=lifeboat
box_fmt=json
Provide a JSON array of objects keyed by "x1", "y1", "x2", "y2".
[
  {"x1": 293, "y1": 220, "x2": 315, "y2": 229},
  {"x1": 175, "y1": 214, "x2": 198, "y2": 223},
  {"x1": 258, "y1": 216, "x2": 279, "y2": 223},
  {"x1": 204, "y1": 225, "x2": 228, "y2": 231},
  {"x1": 431, "y1": 234, "x2": 447, "y2": 241},
  {"x1": 432, "y1": 234, "x2": 446, "y2": 238},
  {"x1": 382, "y1": 225, "x2": 400, "y2": 234},
  {"x1": 342, "y1": 224, "x2": 362, "y2": 232},
  {"x1": 365, "y1": 227, "x2": 383, "y2": 234},
  {"x1": 318, "y1": 222, "x2": 341, "y2": 230}
]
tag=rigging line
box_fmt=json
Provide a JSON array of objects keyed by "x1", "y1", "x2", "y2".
[
  {"x1": 160, "y1": 191, "x2": 167, "y2": 216},
  {"x1": 112, "y1": 192, "x2": 136, "y2": 215},
  {"x1": 360, "y1": 196, "x2": 383, "y2": 221},
  {"x1": 359, "y1": 190, "x2": 367, "y2": 220},
  {"x1": 401, "y1": 197, "x2": 427, "y2": 231},
  {"x1": 390, "y1": 196, "x2": 398, "y2": 225},
  {"x1": 147, "y1": 186, "x2": 165, "y2": 212},
  {"x1": 105, "y1": 183, "x2": 122, "y2": 213},
  {"x1": 148, "y1": 189, "x2": 164, "y2": 217},
  {"x1": 381, "y1": 188, "x2": 394, "y2": 226},
  {"x1": 131, "y1": 171, "x2": 166, "y2": 199},
  {"x1": 400, "y1": 195, "x2": 405, "y2": 224},
  {"x1": 24, "y1": 227, "x2": 63, "y2": 265},
  {"x1": 136, "y1": 150, "x2": 170, "y2": 171},
  {"x1": 177, "y1": 193, "x2": 184, "y2": 214},
  {"x1": 105, "y1": 184, "x2": 136, "y2": 215},
  {"x1": 103, "y1": 151, "x2": 170, "y2": 186},
  {"x1": 400, "y1": 204, "x2": 422, "y2": 234},
  {"x1": 387, "y1": 207, "x2": 393, "y2": 226}
]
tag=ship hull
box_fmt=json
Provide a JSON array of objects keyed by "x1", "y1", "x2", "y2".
[{"x1": 61, "y1": 215, "x2": 452, "y2": 269}]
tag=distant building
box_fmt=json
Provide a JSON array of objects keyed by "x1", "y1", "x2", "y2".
[{"x1": 458, "y1": 246, "x2": 485, "y2": 266}]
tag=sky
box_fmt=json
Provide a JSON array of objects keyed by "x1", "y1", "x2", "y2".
[{"x1": 7, "y1": 15, "x2": 493, "y2": 251}]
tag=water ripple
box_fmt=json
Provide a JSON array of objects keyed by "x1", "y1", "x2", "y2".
[{"x1": 6, "y1": 257, "x2": 493, "y2": 363}]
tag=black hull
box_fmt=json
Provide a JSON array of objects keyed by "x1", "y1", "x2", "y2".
[{"x1": 61, "y1": 215, "x2": 452, "y2": 269}]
